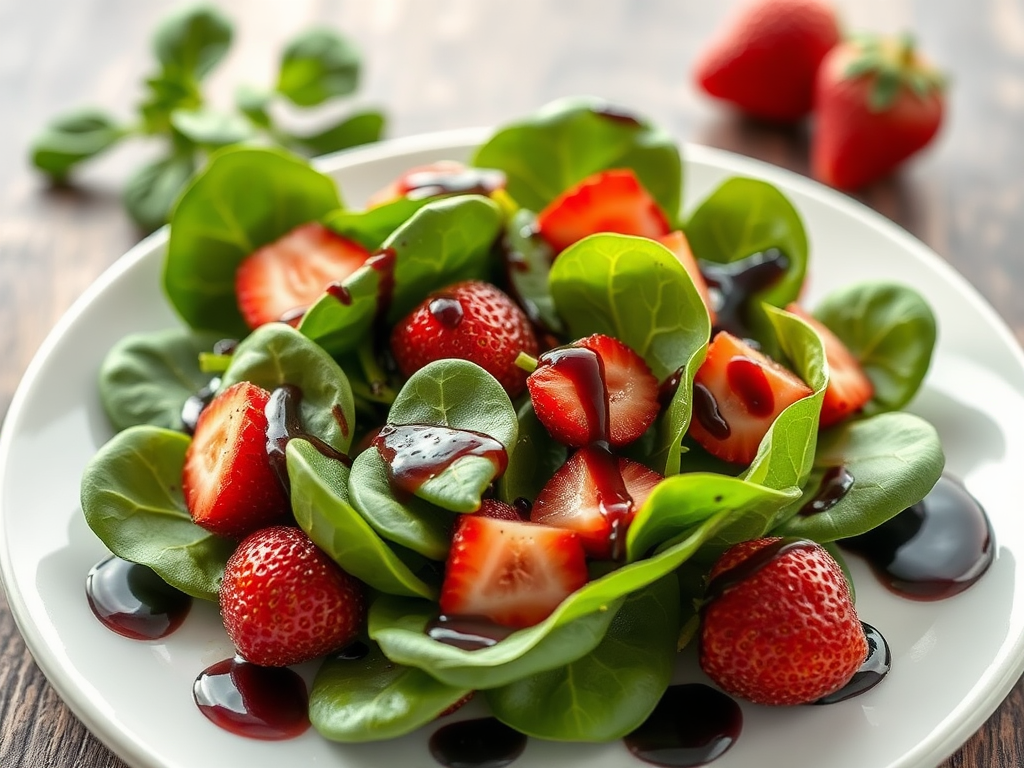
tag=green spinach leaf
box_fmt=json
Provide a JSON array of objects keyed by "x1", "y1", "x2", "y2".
[
  {"x1": 496, "y1": 400, "x2": 568, "y2": 507},
  {"x1": 123, "y1": 152, "x2": 198, "y2": 234},
  {"x1": 152, "y1": 4, "x2": 233, "y2": 82},
  {"x1": 503, "y1": 208, "x2": 563, "y2": 333},
  {"x1": 276, "y1": 28, "x2": 361, "y2": 107},
  {"x1": 30, "y1": 109, "x2": 127, "y2": 180}
]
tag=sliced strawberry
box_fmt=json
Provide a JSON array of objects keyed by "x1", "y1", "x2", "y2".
[
  {"x1": 689, "y1": 331, "x2": 813, "y2": 465},
  {"x1": 786, "y1": 303, "x2": 874, "y2": 428},
  {"x1": 476, "y1": 498, "x2": 526, "y2": 522},
  {"x1": 527, "y1": 334, "x2": 659, "y2": 448},
  {"x1": 440, "y1": 515, "x2": 588, "y2": 629},
  {"x1": 531, "y1": 446, "x2": 663, "y2": 560},
  {"x1": 366, "y1": 160, "x2": 505, "y2": 207},
  {"x1": 658, "y1": 231, "x2": 717, "y2": 325},
  {"x1": 235, "y1": 222, "x2": 371, "y2": 329},
  {"x1": 536, "y1": 169, "x2": 671, "y2": 254},
  {"x1": 183, "y1": 381, "x2": 290, "y2": 539}
]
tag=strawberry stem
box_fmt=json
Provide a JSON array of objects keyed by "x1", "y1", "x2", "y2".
[{"x1": 515, "y1": 351, "x2": 539, "y2": 373}]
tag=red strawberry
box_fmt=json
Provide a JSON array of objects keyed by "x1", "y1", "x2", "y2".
[
  {"x1": 183, "y1": 381, "x2": 290, "y2": 539},
  {"x1": 699, "y1": 537, "x2": 868, "y2": 705},
  {"x1": 811, "y1": 35, "x2": 946, "y2": 190},
  {"x1": 689, "y1": 331, "x2": 813, "y2": 465},
  {"x1": 440, "y1": 515, "x2": 588, "y2": 629},
  {"x1": 536, "y1": 169, "x2": 670, "y2": 254},
  {"x1": 366, "y1": 160, "x2": 505, "y2": 207},
  {"x1": 526, "y1": 334, "x2": 659, "y2": 448},
  {"x1": 235, "y1": 222, "x2": 371, "y2": 329},
  {"x1": 390, "y1": 280, "x2": 539, "y2": 398},
  {"x1": 531, "y1": 446, "x2": 664, "y2": 560},
  {"x1": 786, "y1": 303, "x2": 873, "y2": 427},
  {"x1": 220, "y1": 526, "x2": 366, "y2": 667},
  {"x1": 476, "y1": 498, "x2": 526, "y2": 522},
  {"x1": 658, "y1": 231, "x2": 716, "y2": 324},
  {"x1": 694, "y1": 0, "x2": 840, "y2": 123}
]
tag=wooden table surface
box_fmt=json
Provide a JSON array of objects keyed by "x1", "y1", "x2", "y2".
[{"x1": 1, "y1": 1, "x2": 1023, "y2": 766}]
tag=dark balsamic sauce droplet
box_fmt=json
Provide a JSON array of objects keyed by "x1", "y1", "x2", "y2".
[
  {"x1": 839, "y1": 473, "x2": 993, "y2": 600},
  {"x1": 212, "y1": 338, "x2": 238, "y2": 356},
  {"x1": 193, "y1": 656, "x2": 309, "y2": 740},
  {"x1": 425, "y1": 615, "x2": 515, "y2": 651},
  {"x1": 428, "y1": 716, "x2": 527, "y2": 768},
  {"x1": 692, "y1": 382, "x2": 730, "y2": 439},
  {"x1": 326, "y1": 281, "x2": 353, "y2": 305},
  {"x1": 624, "y1": 683, "x2": 742, "y2": 767},
  {"x1": 815, "y1": 622, "x2": 890, "y2": 704},
  {"x1": 799, "y1": 465, "x2": 855, "y2": 516},
  {"x1": 700, "y1": 248, "x2": 789, "y2": 340},
  {"x1": 368, "y1": 246, "x2": 398, "y2": 321},
  {"x1": 703, "y1": 538, "x2": 817, "y2": 604},
  {"x1": 373, "y1": 423, "x2": 508, "y2": 495},
  {"x1": 726, "y1": 356, "x2": 774, "y2": 417},
  {"x1": 403, "y1": 167, "x2": 506, "y2": 201},
  {"x1": 429, "y1": 295, "x2": 465, "y2": 328},
  {"x1": 86, "y1": 556, "x2": 192, "y2": 640},
  {"x1": 264, "y1": 385, "x2": 352, "y2": 494},
  {"x1": 332, "y1": 640, "x2": 370, "y2": 661},
  {"x1": 181, "y1": 376, "x2": 222, "y2": 435}
]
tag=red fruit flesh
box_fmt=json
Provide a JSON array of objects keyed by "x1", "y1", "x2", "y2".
[
  {"x1": 390, "y1": 280, "x2": 539, "y2": 398},
  {"x1": 786, "y1": 303, "x2": 874, "y2": 427},
  {"x1": 536, "y1": 169, "x2": 670, "y2": 254},
  {"x1": 658, "y1": 231, "x2": 716, "y2": 324},
  {"x1": 183, "y1": 381, "x2": 290, "y2": 539},
  {"x1": 531, "y1": 446, "x2": 664, "y2": 559},
  {"x1": 694, "y1": 0, "x2": 840, "y2": 123},
  {"x1": 527, "y1": 334, "x2": 660, "y2": 448},
  {"x1": 699, "y1": 537, "x2": 868, "y2": 706},
  {"x1": 367, "y1": 160, "x2": 506, "y2": 207},
  {"x1": 476, "y1": 498, "x2": 527, "y2": 522},
  {"x1": 440, "y1": 515, "x2": 588, "y2": 629},
  {"x1": 220, "y1": 526, "x2": 366, "y2": 667},
  {"x1": 235, "y1": 222, "x2": 371, "y2": 329},
  {"x1": 689, "y1": 331, "x2": 813, "y2": 465}
]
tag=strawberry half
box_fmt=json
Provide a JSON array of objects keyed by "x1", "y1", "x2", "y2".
[
  {"x1": 390, "y1": 280, "x2": 539, "y2": 398},
  {"x1": 531, "y1": 446, "x2": 664, "y2": 560},
  {"x1": 366, "y1": 160, "x2": 506, "y2": 207},
  {"x1": 220, "y1": 526, "x2": 366, "y2": 667},
  {"x1": 699, "y1": 537, "x2": 868, "y2": 706},
  {"x1": 786, "y1": 303, "x2": 874, "y2": 428},
  {"x1": 689, "y1": 331, "x2": 813, "y2": 465},
  {"x1": 183, "y1": 381, "x2": 290, "y2": 539},
  {"x1": 440, "y1": 515, "x2": 588, "y2": 629},
  {"x1": 235, "y1": 222, "x2": 371, "y2": 329},
  {"x1": 658, "y1": 231, "x2": 716, "y2": 324},
  {"x1": 526, "y1": 334, "x2": 660, "y2": 448},
  {"x1": 536, "y1": 169, "x2": 671, "y2": 254}
]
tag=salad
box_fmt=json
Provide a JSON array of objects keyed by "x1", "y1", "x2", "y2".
[{"x1": 79, "y1": 96, "x2": 957, "y2": 764}]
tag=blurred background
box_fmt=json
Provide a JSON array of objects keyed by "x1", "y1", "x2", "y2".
[{"x1": 1, "y1": 0, "x2": 1023, "y2": 765}]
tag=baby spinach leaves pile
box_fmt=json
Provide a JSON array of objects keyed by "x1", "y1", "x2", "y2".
[
  {"x1": 31, "y1": 3, "x2": 384, "y2": 231},
  {"x1": 81, "y1": 96, "x2": 944, "y2": 744}
]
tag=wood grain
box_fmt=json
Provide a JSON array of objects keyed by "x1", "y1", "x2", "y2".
[{"x1": 1, "y1": 1, "x2": 1022, "y2": 766}]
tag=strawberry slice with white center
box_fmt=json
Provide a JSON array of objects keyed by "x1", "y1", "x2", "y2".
[
  {"x1": 536, "y1": 169, "x2": 671, "y2": 254},
  {"x1": 786, "y1": 303, "x2": 874, "y2": 428},
  {"x1": 183, "y1": 381, "x2": 290, "y2": 539},
  {"x1": 526, "y1": 334, "x2": 660, "y2": 448},
  {"x1": 689, "y1": 331, "x2": 814, "y2": 465},
  {"x1": 440, "y1": 515, "x2": 588, "y2": 629},
  {"x1": 235, "y1": 221, "x2": 371, "y2": 329},
  {"x1": 658, "y1": 230, "x2": 717, "y2": 325},
  {"x1": 531, "y1": 446, "x2": 664, "y2": 559}
]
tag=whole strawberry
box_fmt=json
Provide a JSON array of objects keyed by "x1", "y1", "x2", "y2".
[
  {"x1": 694, "y1": 0, "x2": 841, "y2": 123},
  {"x1": 699, "y1": 537, "x2": 867, "y2": 706},
  {"x1": 390, "y1": 280, "x2": 539, "y2": 397},
  {"x1": 220, "y1": 526, "x2": 366, "y2": 667},
  {"x1": 811, "y1": 34, "x2": 946, "y2": 190}
]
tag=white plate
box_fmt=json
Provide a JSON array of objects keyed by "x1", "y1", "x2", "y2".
[{"x1": 3, "y1": 129, "x2": 1024, "y2": 768}]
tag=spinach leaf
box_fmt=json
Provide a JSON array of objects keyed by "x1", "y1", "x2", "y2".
[
  {"x1": 549, "y1": 234, "x2": 710, "y2": 382},
  {"x1": 287, "y1": 440, "x2": 437, "y2": 599},
  {"x1": 170, "y1": 107, "x2": 255, "y2": 147},
  {"x1": 473, "y1": 96, "x2": 682, "y2": 221},
  {"x1": 684, "y1": 178, "x2": 808, "y2": 340},
  {"x1": 369, "y1": 509, "x2": 734, "y2": 689},
  {"x1": 813, "y1": 282, "x2": 937, "y2": 414},
  {"x1": 347, "y1": 449, "x2": 454, "y2": 561},
  {"x1": 99, "y1": 327, "x2": 221, "y2": 432},
  {"x1": 310, "y1": 638, "x2": 471, "y2": 742},
  {"x1": 300, "y1": 195, "x2": 501, "y2": 355},
  {"x1": 30, "y1": 109, "x2": 127, "y2": 180},
  {"x1": 219, "y1": 322, "x2": 356, "y2": 454},
  {"x1": 80, "y1": 426, "x2": 233, "y2": 600},
  {"x1": 284, "y1": 109, "x2": 386, "y2": 156},
  {"x1": 276, "y1": 28, "x2": 361, "y2": 107},
  {"x1": 323, "y1": 196, "x2": 429, "y2": 252},
  {"x1": 772, "y1": 412, "x2": 944, "y2": 541},
  {"x1": 123, "y1": 152, "x2": 198, "y2": 234},
  {"x1": 503, "y1": 208, "x2": 563, "y2": 334},
  {"x1": 152, "y1": 4, "x2": 233, "y2": 82},
  {"x1": 496, "y1": 400, "x2": 568, "y2": 507},
  {"x1": 163, "y1": 146, "x2": 341, "y2": 336},
  {"x1": 485, "y1": 575, "x2": 679, "y2": 741},
  {"x1": 383, "y1": 359, "x2": 518, "y2": 512},
  {"x1": 649, "y1": 344, "x2": 708, "y2": 477}
]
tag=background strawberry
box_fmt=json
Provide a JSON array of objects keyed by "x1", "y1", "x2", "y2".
[
  {"x1": 699, "y1": 536, "x2": 867, "y2": 705},
  {"x1": 811, "y1": 34, "x2": 946, "y2": 190},
  {"x1": 390, "y1": 280, "x2": 539, "y2": 397},
  {"x1": 220, "y1": 526, "x2": 366, "y2": 667},
  {"x1": 694, "y1": 0, "x2": 841, "y2": 123}
]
